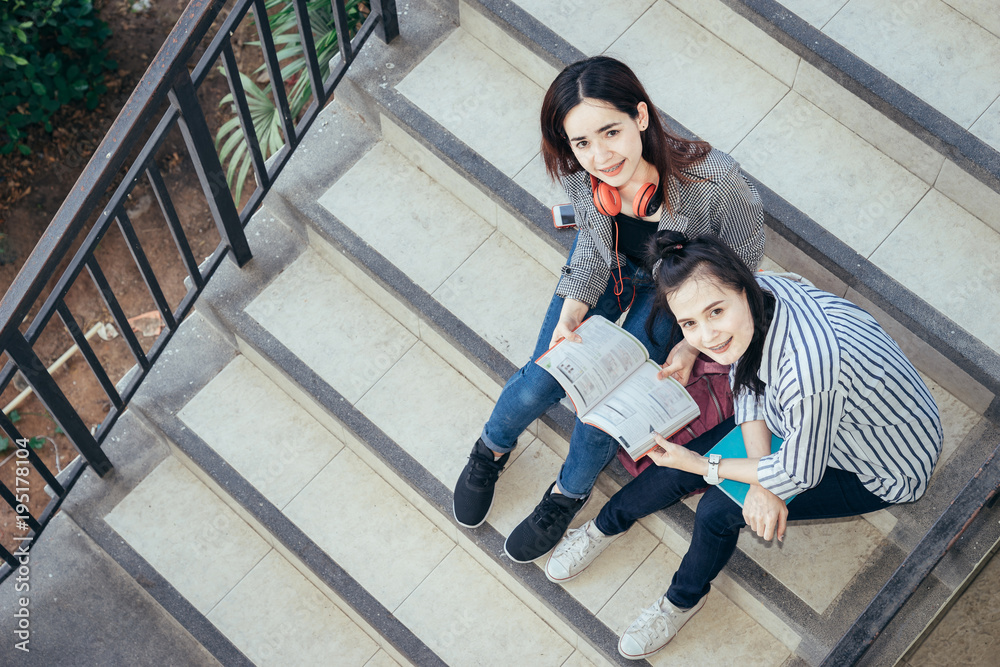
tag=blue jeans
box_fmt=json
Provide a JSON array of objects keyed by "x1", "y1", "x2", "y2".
[
  {"x1": 480, "y1": 251, "x2": 676, "y2": 498},
  {"x1": 594, "y1": 418, "x2": 892, "y2": 609}
]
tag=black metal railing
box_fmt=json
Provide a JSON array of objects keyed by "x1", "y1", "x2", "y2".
[{"x1": 0, "y1": 0, "x2": 397, "y2": 581}]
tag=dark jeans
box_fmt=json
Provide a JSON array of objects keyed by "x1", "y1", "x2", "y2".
[
  {"x1": 594, "y1": 417, "x2": 892, "y2": 609},
  {"x1": 480, "y1": 242, "x2": 677, "y2": 497}
]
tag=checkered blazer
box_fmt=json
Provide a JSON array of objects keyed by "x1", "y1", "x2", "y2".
[{"x1": 555, "y1": 149, "x2": 765, "y2": 306}]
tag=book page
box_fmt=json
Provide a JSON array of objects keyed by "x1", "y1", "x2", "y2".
[
  {"x1": 584, "y1": 361, "x2": 701, "y2": 459},
  {"x1": 535, "y1": 316, "x2": 648, "y2": 413}
]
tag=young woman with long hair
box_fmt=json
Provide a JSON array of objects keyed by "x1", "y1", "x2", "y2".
[{"x1": 452, "y1": 56, "x2": 766, "y2": 563}]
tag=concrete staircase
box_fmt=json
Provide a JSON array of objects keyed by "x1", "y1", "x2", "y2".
[{"x1": 4, "y1": 0, "x2": 1000, "y2": 664}]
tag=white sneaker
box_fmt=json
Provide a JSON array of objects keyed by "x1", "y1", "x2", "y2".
[
  {"x1": 544, "y1": 519, "x2": 618, "y2": 583},
  {"x1": 618, "y1": 594, "x2": 706, "y2": 660}
]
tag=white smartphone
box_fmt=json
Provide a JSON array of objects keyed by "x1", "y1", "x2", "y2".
[{"x1": 552, "y1": 203, "x2": 576, "y2": 229}]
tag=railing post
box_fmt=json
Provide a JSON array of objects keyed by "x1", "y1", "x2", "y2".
[
  {"x1": 4, "y1": 331, "x2": 113, "y2": 477},
  {"x1": 371, "y1": 0, "x2": 399, "y2": 43},
  {"x1": 168, "y1": 71, "x2": 253, "y2": 267}
]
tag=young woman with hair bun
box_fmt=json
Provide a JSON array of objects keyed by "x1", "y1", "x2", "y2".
[
  {"x1": 544, "y1": 231, "x2": 942, "y2": 660},
  {"x1": 452, "y1": 55, "x2": 766, "y2": 564}
]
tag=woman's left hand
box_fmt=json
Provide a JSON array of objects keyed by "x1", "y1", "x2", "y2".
[
  {"x1": 743, "y1": 485, "x2": 788, "y2": 542},
  {"x1": 646, "y1": 432, "x2": 702, "y2": 472}
]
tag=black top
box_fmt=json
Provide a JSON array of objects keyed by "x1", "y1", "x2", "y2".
[{"x1": 614, "y1": 212, "x2": 659, "y2": 266}]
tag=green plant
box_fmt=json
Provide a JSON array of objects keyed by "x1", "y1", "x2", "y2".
[
  {"x1": 215, "y1": 0, "x2": 366, "y2": 202},
  {"x1": 0, "y1": 0, "x2": 117, "y2": 155}
]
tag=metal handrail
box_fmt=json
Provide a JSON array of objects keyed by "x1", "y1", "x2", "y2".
[{"x1": 0, "y1": 0, "x2": 397, "y2": 579}]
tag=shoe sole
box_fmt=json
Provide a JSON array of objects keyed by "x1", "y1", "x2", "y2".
[
  {"x1": 504, "y1": 493, "x2": 591, "y2": 564},
  {"x1": 453, "y1": 493, "x2": 494, "y2": 530}
]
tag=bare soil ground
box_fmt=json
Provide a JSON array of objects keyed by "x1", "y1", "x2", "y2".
[{"x1": 0, "y1": 0, "x2": 262, "y2": 554}]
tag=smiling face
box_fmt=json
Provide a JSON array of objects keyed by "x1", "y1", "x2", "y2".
[
  {"x1": 563, "y1": 98, "x2": 652, "y2": 189},
  {"x1": 668, "y1": 271, "x2": 755, "y2": 366}
]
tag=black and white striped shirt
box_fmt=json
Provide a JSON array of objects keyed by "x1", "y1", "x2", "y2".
[{"x1": 735, "y1": 276, "x2": 942, "y2": 503}]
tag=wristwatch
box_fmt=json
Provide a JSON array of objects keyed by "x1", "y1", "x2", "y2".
[{"x1": 704, "y1": 454, "x2": 722, "y2": 485}]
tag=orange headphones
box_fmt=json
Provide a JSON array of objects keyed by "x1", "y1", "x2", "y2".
[{"x1": 590, "y1": 174, "x2": 660, "y2": 218}]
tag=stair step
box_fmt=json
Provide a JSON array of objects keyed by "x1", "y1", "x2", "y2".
[
  {"x1": 0, "y1": 511, "x2": 223, "y2": 666},
  {"x1": 105, "y1": 456, "x2": 398, "y2": 665}
]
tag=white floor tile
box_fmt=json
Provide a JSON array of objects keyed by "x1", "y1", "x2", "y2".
[
  {"x1": 397, "y1": 29, "x2": 545, "y2": 177},
  {"x1": 737, "y1": 515, "x2": 884, "y2": 613},
  {"x1": 363, "y1": 650, "x2": 402, "y2": 667},
  {"x1": 514, "y1": 0, "x2": 655, "y2": 56},
  {"x1": 246, "y1": 250, "x2": 417, "y2": 403},
  {"x1": 434, "y1": 232, "x2": 555, "y2": 365},
  {"x1": 732, "y1": 93, "x2": 928, "y2": 257},
  {"x1": 355, "y1": 342, "x2": 499, "y2": 487},
  {"x1": 824, "y1": 0, "x2": 1000, "y2": 127},
  {"x1": 459, "y1": 0, "x2": 559, "y2": 89},
  {"x1": 513, "y1": 152, "x2": 569, "y2": 211},
  {"x1": 318, "y1": 141, "x2": 494, "y2": 292},
  {"x1": 970, "y1": 96, "x2": 1000, "y2": 153},
  {"x1": 561, "y1": 650, "x2": 599, "y2": 667},
  {"x1": 934, "y1": 160, "x2": 1000, "y2": 236},
  {"x1": 178, "y1": 356, "x2": 342, "y2": 509},
  {"x1": 208, "y1": 551, "x2": 379, "y2": 666},
  {"x1": 779, "y1": 0, "x2": 848, "y2": 27},
  {"x1": 611, "y1": 1, "x2": 788, "y2": 152},
  {"x1": 668, "y1": 0, "x2": 800, "y2": 86},
  {"x1": 793, "y1": 61, "x2": 944, "y2": 184},
  {"x1": 105, "y1": 458, "x2": 270, "y2": 613},
  {"x1": 870, "y1": 189, "x2": 1000, "y2": 351},
  {"x1": 283, "y1": 448, "x2": 455, "y2": 610},
  {"x1": 395, "y1": 549, "x2": 574, "y2": 666},
  {"x1": 941, "y1": 0, "x2": 1000, "y2": 39}
]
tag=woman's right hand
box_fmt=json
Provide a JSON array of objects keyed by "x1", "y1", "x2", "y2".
[
  {"x1": 658, "y1": 339, "x2": 699, "y2": 385},
  {"x1": 549, "y1": 298, "x2": 589, "y2": 348}
]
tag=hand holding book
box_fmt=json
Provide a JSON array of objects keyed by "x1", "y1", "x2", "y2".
[{"x1": 535, "y1": 316, "x2": 701, "y2": 461}]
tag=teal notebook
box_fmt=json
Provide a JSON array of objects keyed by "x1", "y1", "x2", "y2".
[{"x1": 707, "y1": 426, "x2": 794, "y2": 507}]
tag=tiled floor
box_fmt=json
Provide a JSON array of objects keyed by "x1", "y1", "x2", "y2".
[
  {"x1": 105, "y1": 458, "x2": 385, "y2": 666},
  {"x1": 730, "y1": 92, "x2": 929, "y2": 257},
  {"x1": 823, "y1": 0, "x2": 1000, "y2": 129},
  {"x1": 396, "y1": 29, "x2": 545, "y2": 177},
  {"x1": 611, "y1": 1, "x2": 789, "y2": 153}
]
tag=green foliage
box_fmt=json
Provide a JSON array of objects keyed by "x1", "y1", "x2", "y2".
[
  {"x1": 0, "y1": 0, "x2": 117, "y2": 155},
  {"x1": 216, "y1": 0, "x2": 366, "y2": 203}
]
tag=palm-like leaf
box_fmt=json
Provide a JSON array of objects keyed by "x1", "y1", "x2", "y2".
[{"x1": 215, "y1": 0, "x2": 367, "y2": 203}]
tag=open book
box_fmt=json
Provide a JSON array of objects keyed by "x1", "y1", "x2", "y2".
[
  {"x1": 706, "y1": 426, "x2": 794, "y2": 507},
  {"x1": 535, "y1": 316, "x2": 700, "y2": 461}
]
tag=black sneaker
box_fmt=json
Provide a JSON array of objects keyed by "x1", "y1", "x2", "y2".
[
  {"x1": 504, "y1": 482, "x2": 589, "y2": 563},
  {"x1": 453, "y1": 439, "x2": 510, "y2": 528}
]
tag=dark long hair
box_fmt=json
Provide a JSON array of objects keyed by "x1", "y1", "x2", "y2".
[
  {"x1": 539, "y1": 56, "x2": 712, "y2": 212},
  {"x1": 645, "y1": 231, "x2": 775, "y2": 398}
]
